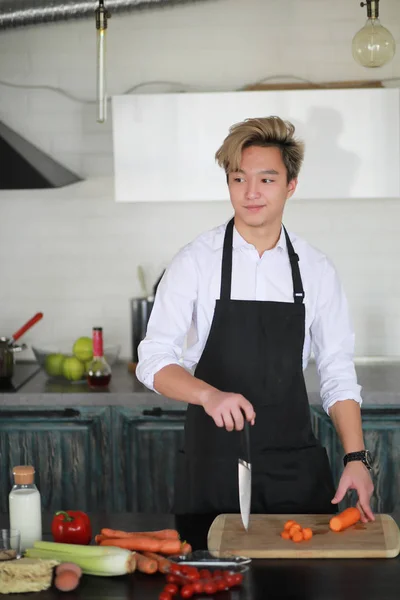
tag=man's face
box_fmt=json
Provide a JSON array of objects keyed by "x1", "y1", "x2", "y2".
[{"x1": 228, "y1": 145, "x2": 297, "y2": 230}]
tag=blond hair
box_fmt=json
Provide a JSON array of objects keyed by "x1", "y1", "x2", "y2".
[{"x1": 215, "y1": 116, "x2": 305, "y2": 182}]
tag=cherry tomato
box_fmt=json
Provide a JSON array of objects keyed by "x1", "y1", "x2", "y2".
[
  {"x1": 159, "y1": 593, "x2": 172, "y2": 600},
  {"x1": 213, "y1": 569, "x2": 223, "y2": 578},
  {"x1": 185, "y1": 569, "x2": 200, "y2": 582},
  {"x1": 199, "y1": 569, "x2": 212, "y2": 579},
  {"x1": 223, "y1": 573, "x2": 236, "y2": 588},
  {"x1": 232, "y1": 572, "x2": 244, "y2": 586},
  {"x1": 192, "y1": 580, "x2": 204, "y2": 594},
  {"x1": 203, "y1": 580, "x2": 217, "y2": 594},
  {"x1": 180, "y1": 584, "x2": 194, "y2": 598},
  {"x1": 166, "y1": 574, "x2": 179, "y2": 584},
  {"x1": 169, "y1": 564, "x2": 182, "y2": 575},
  {"x1": 214, "y1": 576, "x2": 228, "y2": 591},
  {"x1": 164, "y1": 583, "x2": 179, "y2": 595}
]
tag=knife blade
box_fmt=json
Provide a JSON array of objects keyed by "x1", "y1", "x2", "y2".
[{"x1": 238, "y1": 418, "x2": 251, "y2": 531}]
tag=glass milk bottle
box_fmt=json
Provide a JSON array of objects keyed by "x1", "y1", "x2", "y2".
[{"x1": 9, "y1": 465, "x2": 42, "y2": 551}]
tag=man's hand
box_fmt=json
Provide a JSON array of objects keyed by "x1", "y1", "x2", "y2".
[
  {"x1": 201, "y1": 390, "x2": 256, "y2": 431},
  {"x1": 331, "y1": 461, "x2": 375, "y2": 522}
]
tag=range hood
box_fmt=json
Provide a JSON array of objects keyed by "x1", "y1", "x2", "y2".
[{"x1": 0, "y1": 121, "x2": 82, "y2": 189}]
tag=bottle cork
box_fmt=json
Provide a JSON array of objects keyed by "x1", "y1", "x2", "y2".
[{"x1": 13, "y1": 465, "x2": 35, "y2": 485}]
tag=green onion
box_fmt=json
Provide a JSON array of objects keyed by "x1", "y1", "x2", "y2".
[{"x1": 24, "y1": 541, "x2": 136, "y2": 576}]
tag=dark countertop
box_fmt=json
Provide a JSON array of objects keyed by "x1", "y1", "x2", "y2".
[
  {"x1": 0, "y1": 512, "x2": 399, "y2": 600},
  {"x1": 0, "y1": 359, "x2": 400, "y2": 407}
]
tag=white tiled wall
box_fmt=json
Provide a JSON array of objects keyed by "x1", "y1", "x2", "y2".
[{"x1": 0, "y1": 0, "x2": 399, "y2": 360}]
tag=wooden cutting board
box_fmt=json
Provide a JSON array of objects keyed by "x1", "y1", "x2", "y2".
[{"x1": 207, "y1": 514, "x2": 400, "y2": 559}]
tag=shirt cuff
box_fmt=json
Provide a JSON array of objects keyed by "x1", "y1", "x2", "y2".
[
  {"x1": 322, "y1": 391, "x2": 363, "y2": 415},
  {"x1": 136, "y1": 357, "x2": 183, "y2": 393}
]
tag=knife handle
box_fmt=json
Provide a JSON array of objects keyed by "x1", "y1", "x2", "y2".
[{"x1": 242, "y1": 419, "x2": 251, "y2": 464}]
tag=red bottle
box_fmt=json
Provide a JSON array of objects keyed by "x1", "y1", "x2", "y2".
[{"x1": 86, "y1": 327, "x2": 111, "y2": 389}]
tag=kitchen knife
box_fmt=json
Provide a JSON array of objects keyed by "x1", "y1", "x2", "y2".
[{"x1": 238, "y1": 418, "x2": 251, "y2": 531}]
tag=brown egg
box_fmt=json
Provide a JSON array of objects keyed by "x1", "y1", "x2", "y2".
[
  {"x1": 54, "y1": 570, "x2": 80, "y2": 592},
  {"x1": 56, "y1": 562, "x2": 83, "y2": 579}
]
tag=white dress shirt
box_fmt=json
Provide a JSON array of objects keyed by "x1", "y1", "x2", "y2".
[{"x1": 136, "y1": 222, "x2": 362, "y2": 414}]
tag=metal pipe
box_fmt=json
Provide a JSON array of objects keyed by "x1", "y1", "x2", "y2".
[{"x1": 0, "y1": 0, "x2": 214, "y2": 30}]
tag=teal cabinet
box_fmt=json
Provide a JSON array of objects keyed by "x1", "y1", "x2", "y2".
[
  {"x1": 0, "y1": 406, "x2": 112, "y2": 513},
  {"x1": 112, "y1": 407, "x2": 186, "y2": 513},
  {"x1": 311, "y1": 406, "x2": 400, "y2": 513}
]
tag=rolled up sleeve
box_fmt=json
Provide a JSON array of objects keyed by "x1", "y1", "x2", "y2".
[
  {"x1": 136, "y1": 246, "x2": 197, "y2": 392},
  {"x1": 310, "y1": 257, "x2": 362, "y2": 414}
]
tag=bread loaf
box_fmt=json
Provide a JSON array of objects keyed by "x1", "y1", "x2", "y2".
[{"x1": 0, "y1": 557, "x2": 59, "y2": 594}]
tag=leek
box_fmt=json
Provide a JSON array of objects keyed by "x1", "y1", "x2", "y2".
[{"x1": 24, "y1": 541, "x2": 136, "y2": 576}]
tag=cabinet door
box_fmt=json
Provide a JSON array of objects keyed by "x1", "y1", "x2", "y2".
[
  {"x1": 311, "y1": 406, "x2": 400, "y2": 513},
  {"x1": 0, "y1": 406, "x2": 111, "y2": 513},
  {"x1": 112, "y1": 407, "x2": 186, "y2": 513}
]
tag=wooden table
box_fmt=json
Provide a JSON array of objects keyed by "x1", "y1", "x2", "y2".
[{"x1": 1, "y1": 512, "x2": 400, "y2": 599}]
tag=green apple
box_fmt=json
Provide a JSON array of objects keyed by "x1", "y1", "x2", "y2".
[
  {"x1": 72, "y1": 337, "x2": 93, "y2": 362},
  {"x1": 62, "y1": 356, "x2": 85, "y2": 381},
  {"x1": 44, "y1": 353, "x2": 65, "y2": 377}
]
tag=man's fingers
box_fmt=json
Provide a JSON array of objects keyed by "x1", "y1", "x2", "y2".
[
  {"x1": 357, "y1": 491, "x2": 375, "y2": 522},
  {"x1": 231, "y1": 407, "x2": 245, "y2": 431},
  {"x1": 239, "y1": 398, "x2": 255, "y2": 423},
  {"x1": 222, "y1": 410, "x2": 235, "y2": 432},
  {"x1": 331, "y1": 479, "x2": 348, "y2": 505},
  {"x1": 213, "y1": 412, "x2": 224, "y2": 428}
]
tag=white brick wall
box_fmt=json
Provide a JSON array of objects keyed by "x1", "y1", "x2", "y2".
[{"x1": 0, "y1": 0, "x2": 399, "y2": 360}]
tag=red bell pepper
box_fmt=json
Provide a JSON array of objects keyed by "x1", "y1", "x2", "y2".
[{"x1": 51, "y1": 510, "x2": 92, "y2": 545}]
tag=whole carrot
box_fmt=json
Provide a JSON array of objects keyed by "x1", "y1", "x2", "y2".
[
  {"x1": 180, "y1": 542, "x2": 192, "y2": 555},
  {"x1": 95, "y1": 534, "x2": 107, "y2": 544},
  {"x1": 135, "y1": 552, "x2": 158, "y2": 574},
  {"x1": 330, "y1": 507, "x2": 361, "y2": 532},
  {"x1": 142, "y1": 551, "x2": 172, "y2": 573},
  {"x1": 101, "y1": 528, "x2": 180, "y2": 540},
  {"x1": 100, "y1": 536, "x2": 182, "y2": 554}
]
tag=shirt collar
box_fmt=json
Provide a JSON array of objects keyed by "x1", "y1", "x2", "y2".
[{"x1": 232, "y1": 223, "x2": 287, "y2": 253}]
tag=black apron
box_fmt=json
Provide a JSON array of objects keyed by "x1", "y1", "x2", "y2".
[{"x1": 174, "y1": 218, "x2": 336, "y2": 515}]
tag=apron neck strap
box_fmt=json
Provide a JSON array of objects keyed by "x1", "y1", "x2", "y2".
[
  {"x1": 283, "y1": 226, "x2": 305, "y2": 304},
  {"x1": 220, "y1": 218, "x2": 305, "y2": 304}
]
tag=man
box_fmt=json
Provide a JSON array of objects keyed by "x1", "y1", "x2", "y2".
[{"x1": 136, "y1": 116, "x2": 374, "y2": 521}]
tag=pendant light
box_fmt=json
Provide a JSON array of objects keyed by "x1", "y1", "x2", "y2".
[
  {"x1": 95, "y1": 0, "x2": 111, "y2": 123},
  {"x1": 352, "y1": 0, "x2": 396, "y2": 68}
]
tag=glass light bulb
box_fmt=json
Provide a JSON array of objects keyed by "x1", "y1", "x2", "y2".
[{"x1": 352, "y1": 18, "x2": 396, "y2": 68}]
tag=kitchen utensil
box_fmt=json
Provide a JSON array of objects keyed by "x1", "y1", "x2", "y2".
[
  {"x1": 0, "y1": 529, "x2": 20, "y2": 561},
  {"x1": 7, "y1": 312, "x2": 43, "y2": 347},
  {"x1": 0, "y1": 312, "x2": 43, "y2": 380},
  {"x1": 238, "y1": 419, "x2": 251, "y2": 531},
  {"x1": 130, "y1": 297, "x2": 154, "y2": 363},
  {"x1": 207, "y1": 513, "x2": 400, "y2": 559}
]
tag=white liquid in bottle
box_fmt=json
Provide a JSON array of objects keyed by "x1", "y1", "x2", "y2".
[{"x1": 9, "y1": 466, "x2": 42, "y2": 552}]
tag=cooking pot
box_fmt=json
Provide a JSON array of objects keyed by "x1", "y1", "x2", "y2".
[{"x1": 0, "y1": 313, "x2": 43, "y2": 381}]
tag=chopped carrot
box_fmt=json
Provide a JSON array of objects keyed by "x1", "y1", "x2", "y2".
[
  {"x1": 100, "y1": 528, "x2": 180, "y2": 540},
  {"x1": 142, "y1": 552, "x2": 172, "y2": 573},
  {"x1": 292, "y1": 531, "x2": 304, "y2": 543},
  {"x1": 100, "y1": 535, "x2": 181, "y2": 554},
  {"x1": 135, "y1": 552, "x2": 158, "y2": 574},
  {"x1": 281, "y1": 531, "x2": 291, "y2": 540},
  {"x1": 283, "y1": 520, "x2": 296, "y2": 531},
  {"x1": 302, "y1": 528, "x2": 313, "y2": 541},
  {"x1": 289, "y1": 524, "x2": 302, "y2": 538},
  {"x1": 330, "y1": 507, "x2": 361, "y2": 532}
]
